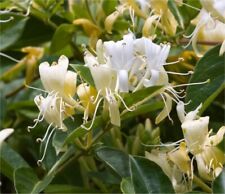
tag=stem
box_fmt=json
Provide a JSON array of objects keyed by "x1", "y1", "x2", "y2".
[
  {"x1": 179, "y1": 38, "x2": 222, "y2": 46},
  {"x1": 193, "y1": 175, "x2": 212, "y2": 193}
]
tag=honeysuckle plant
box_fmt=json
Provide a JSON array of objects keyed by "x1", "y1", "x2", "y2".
[{"x1": 0, "y1": 0, "x2": 225, "y2": 194}]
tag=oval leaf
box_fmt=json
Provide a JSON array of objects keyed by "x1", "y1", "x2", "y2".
[
  {"x1": 129, "y1": 156, "x2": 175, "y2": 193},
  {"x1": 96, "y1": 146, "x2": 130, "y2": 178},
  {"x1": 185, "y1": 45, "x2": 225, "y2": 113}
]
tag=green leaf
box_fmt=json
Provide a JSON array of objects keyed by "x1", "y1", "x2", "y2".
[
  {"x1": 168, "y1": 0, "x2": 184, "y2": 29},
  {"x1": 185, "y1": 45, "x2": 225, "y2": 114},
  {"x1": 45, "y1": 184, "x2": 98, "y2": 193},
  {"x1": 52, "y1": 130, "x2": 67, "y2": 155},
  {"x1": 14, "y1": 167, "x2": 39, "y2": 194},
  {"x1": 64, "y1": 116, "x2": 104, "y2": 144},
  {"x1": 121, "y1": 101, "x2": 164, "y2": 120},
  {"x1": 30, "y1": 147, "x2": 76, "y2": 193},
  {"x1": 0, "y1": 142, "x2": 29, "y2": 181},
  {"x1": 129, "y1": 156, "x2": 175, "y2": 193},
  {"x1": 123, "y1": 86, "x2": 163, "y2": 107},
  {"x1": 70, "y1": 64, "x2": 95, "y2": 87},
  {"x1": 50, "y1": 24, "x2": 75, "y2": 54},
  {"x1": 96, "y1": 146, "x2": 130, "y2": 178},
  {"x1": 0, "y1": 13, "x2": 28, "y2": 51},
  {"x1": 102, "y1": 0, "x2": 118, "y2": 15},
  {"x1": 213, "y1": 168, "x2": 225, "y2": 193},
  {"x1": 120, "y1": 177, "x2": 135, "y2": 194}
]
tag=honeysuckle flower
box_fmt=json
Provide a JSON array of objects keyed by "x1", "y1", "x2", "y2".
[
  {"x1": 177, "y1": 102, "x2": 225, "y2": 180},
  {"x1": 33, "y1": 93, "x2": 67, "y2": 131},
  {"x1": 39, "y1": 55, "x2": 77, "y2": 107},
  {"x1": 195, "y1": 126, "x2": 225, "y2": 180},
  {"x1": 189, "y1": 9, "x2": 225, "y2": 56},
  {"x1": 104, "y1": 33, "x2": 135, "y2": 92},
  {"x1": 148, "y1": 0, "x2": 178, "y2": 36},
  {"x1": 0, "y1": 128, "x2": 14, "y2": 148},
  {"x1": 177, "y1": 103, "x2": 209, "y2": 155},
  {"x1": 200, "y1": 0, "x2": 225, "y2": 23},
  {"x1": 84, "y1": 48, "x2": 121, "y2": 127},
  {"x1": 146, "y1": 146, "x2": 192, "y2": 193}
]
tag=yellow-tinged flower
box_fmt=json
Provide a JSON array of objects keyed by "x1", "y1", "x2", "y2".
[
  {"x1": 146, "y1": 148, "x2": 192, "y2": 193},
  {"x1": 168, "y1": 142, "x2": 191, "y2": 175},
  {"x1": 149, "y1": 0, "x2": 178, "y2": 36},
  {"x1": 77, "y1": 83, "x2": 97, "y2": 122},
  {"x1": 73, "y1": 18, "x2": 101, "y2": 48}
]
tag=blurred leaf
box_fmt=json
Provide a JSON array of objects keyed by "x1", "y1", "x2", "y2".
[
  {"x1": 120, "y1": 177, "x2": 135, "y2": 194},
  {"x1": 185, "y1": 45, "x2": 225, "y2": 114},
  {"x1": 123, "y1": 86, "x2": 163, "y2": 106},
  {"x1": 102, "y1": 0, "x2": 117, "y2": 15},
  {"x1": 168, "y1": 0, "x2": 184, "y2": 29},
  {"x1": 129, "y1": 156, "x2": 175, "y2": 193},
  {"x1": 213, "y1": 168, "x2": 225, "y2": 193},
  {"x1": 70, "y1": 64, "x2": 95, "y2": 87},
  {"x1": 64, "y1": 116, "x2": 104, "y2": 144},
  {"x1": 45, "y1": 184, "x2": 98, "y2": 193},
  {"x1": 96, "y1": 146, "x2": 130, "y2": 178},
  {"x1": 0, "y1": 13, "x2": 28, "y2": 51},
  {"x1": 14, "y1": 17, "x2": 54, "y2": 48},
  {"x1": 50, "y1": 24, "x2": 75, "y2": 54},
  {"x1": 14, "y1": 167, "x2": 39, "y2": 194},
  {"x1": 0, "y1": 142, "x2": 29, "y2": 181}
]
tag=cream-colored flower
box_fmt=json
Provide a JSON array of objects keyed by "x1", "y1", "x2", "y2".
[
  {"x1": 39, "y1": 55, "x2": 77, "y2": 106},
  {"x1": 0, "y1": 128, "x2": 14, "y2": 148}
]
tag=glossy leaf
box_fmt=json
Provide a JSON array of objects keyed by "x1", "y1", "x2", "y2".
[
  {"x1": 0, "y1": 13, "x2": 28, "y2": 50},
  {"x1": 129, "y1": 156, "x2": 175, "y2": 193},
  {"x1": 96, "y1": 146, "x2": 130, "y2": 178},
  {"x1": 185, "y1": 45, "x2": 225, "y2": 114},
  {"x1": 213, "y1": 168, "x2": 225, "y2": 193}
]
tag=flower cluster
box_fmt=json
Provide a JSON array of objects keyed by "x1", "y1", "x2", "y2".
[{"x1": 146, "y1": 103, "x2": 225, "y2": 193}]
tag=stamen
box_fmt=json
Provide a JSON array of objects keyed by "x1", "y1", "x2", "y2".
[
  {"x1": 81, "y1": 97, "x2": 103, "y2": 130},
  {"x1": 37, "y1": 127, "x2": 56, "y2": 166},
  {"x1": 25, "y1": 84, "x2": 48, "y2": 93},
  {"x1": 0, "y1": 16, "x2": 14, "y2": 23},
  {"x1": 164, "y1": 58, "x2": 184, "y2": 66},
  {"x1": 27, "y1": 111, "x2": 43, "y2": 132},
  {"x1": 24, "y1": 0, "x2": 32, "y2": 16},
  {"x1": 115, "y1": 93, "x2": 134, "y2": 112},
  {"x1": 172, "y1": 79, "x2": 210, "y2": 88},
  {"x1": 36, "y1": 123, "x2": 53, "y2": 143},
  {"x1": 129, "y1": 6, "x2": 135, "y2": 28},
  {"x1": 0, "y1": 52, "x2": 20, "y2": 62},
  {"x1": 166, "y1": 71, "x2": 193, "y2": 76},
  {"x1": 141, "y1": 139, "x2": 184, "y2": 147}
]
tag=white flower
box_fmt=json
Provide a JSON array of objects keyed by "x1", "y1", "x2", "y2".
[
  {"x1": 104, "y1": 33, "x2": 135, "y2": 92},
  {"x1": 34, "y1": 93, "x2": 66, "y2": 131},
  {"x1": 39, "y1": 55, "x2": 77, "y2": 106},
  {"x1": 200, "y1": 0, "x2": 225, "y2": 23},
  {"x1": 134, "y1": 37, "x2": 170, "y2": 88},
  {"x1": 84, "y1": 48, "x2": 121, "y2": 127},
  {"x1": 0, "y1": 128, "x2": 14, "y2": 147}
]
